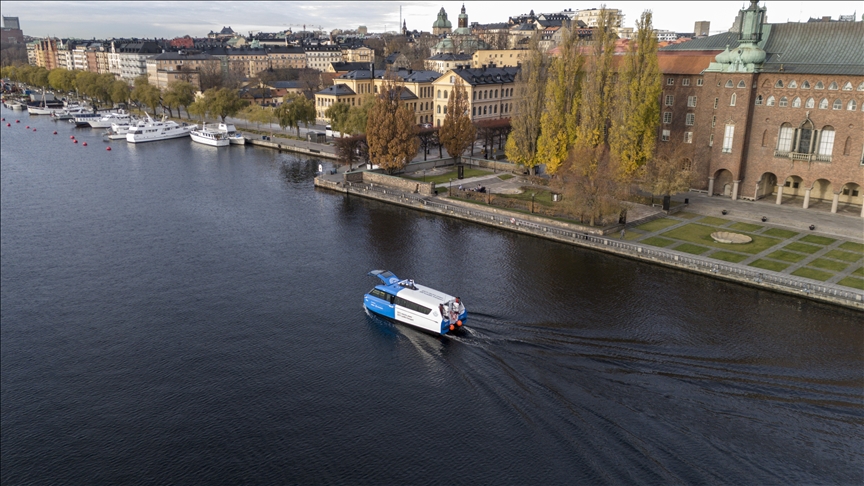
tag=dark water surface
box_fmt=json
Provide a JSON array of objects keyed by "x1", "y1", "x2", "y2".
[{"x1": 2, "y1": 109, "x2": 862, "y2": 485}]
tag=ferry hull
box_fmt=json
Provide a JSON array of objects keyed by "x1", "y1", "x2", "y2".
[{"x1": 364, "y1": 296, "x2": 466, "y2": 335}]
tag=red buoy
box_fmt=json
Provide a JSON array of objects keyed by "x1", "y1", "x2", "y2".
[
  {"x1": 15, "y1": 120, "x2": 20, "y2": 123},
  {"x1": 1, "y1": 117, "x2": 4, "y2": 121},
  {"x1": 25, "y1": 125, "x2": 29, "y2": 129},
  {"x1": 106, "y1": 147, "x2": 111, "y2": 151},
  {"x1": 74, "y1": 139, "x2": 78, "y2": 144},
  {"x1": 5, "y1": 123, "x2": 9, "y2": 127},
  {"x1": 33, "y1": 128, "x2": 37, "y2": 132},
  {"x1": 53, "y1": 131, "x2": 57, "y2": 135},
  {"x1": 82, "y1": 142, "x2": 87, "y2": 146},
  {"x1": 70, "y1": 135, "x2": 75, "y2": 139}
]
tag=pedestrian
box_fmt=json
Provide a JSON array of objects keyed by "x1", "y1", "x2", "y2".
[{"x1": 620, "y1": 228, "x2": 626, "y2": 239}]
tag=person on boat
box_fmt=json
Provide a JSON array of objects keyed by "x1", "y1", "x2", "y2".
[{"x1": 454, "y1": 297, "x2": 465, "y2": 315}]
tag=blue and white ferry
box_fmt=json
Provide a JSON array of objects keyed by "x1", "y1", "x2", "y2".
[{"x1": 364, "y1": 270, "x2": 467, "y2": 335}]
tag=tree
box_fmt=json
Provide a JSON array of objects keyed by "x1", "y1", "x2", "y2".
[
  {"x1": 537, "y1": 27, "x2": 585, "y2": 175},
  {"x1": 366, "y1": 80, "x2": 419, "y2": 174},
  {"x1": 48, "y1": 68, "x2": 76, "y2": 94},
  {"x1": 640, "y1": 143, "x2": 694, "y2": 200},
  {"x1": 275, "y1": 93, "x2": 315, "y2": 137},
  {"x1": 334, "y1": 134, "x2": 368, "y2": 170},
  {"x1": 344, "y1": 94, "x2": 375, "y2": 135},
  {"x1": 131, "y1": 76, "x2": 161, "y2": 115},
  {"x1": 202, "y1": 87, "x2": 245, "y2": 122},
  {"x1": 110, "y1": 80, "x2": 131, "y2": 107},
  {"x1": 609, "y1": 11, "x2": 662, "y2": 177},
  {"x1": 555, "y1": 145, "x2": 628, "y2": 226},
  {"x1": 188, "y1": 98, "x2": 208, "y2": 121},
  {"x1": 163, "y1": 80, "x2": 196, "y2": 119},
  {"x1": 325, "y1": 102, "x2": 350, "y2": 136},
  {"x1": 438, "y1": 78, "x2": 475, "y2": 165},
  {"x1": 505, "y1": 36, "x2": 548, "y2": 174}
]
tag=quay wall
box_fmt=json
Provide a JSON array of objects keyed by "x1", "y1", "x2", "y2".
[
  {"x1": 246, "y1": 138, "x2": 338, "y2": 159},
  {"x1": 314, "y1": 177, "x2": 864, "y2": 311}
]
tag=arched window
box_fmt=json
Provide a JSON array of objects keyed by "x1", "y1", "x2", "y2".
[
  {"x1": 482, "y1": 106, "x2": 487, "y2": 115},
  {"x1": 779, "y1": 96, "x2": 788, "y2": 107},
  {"x1": 792, "y1": 97, "x2": 801, "y2": 108},
  {"x1": 815, "y1": 81, "x2": 824, "y2": 89},
  {"x1": 788, "y1": 80, "x2": 797, "y2": 88},
  {"x1": 766, "y1": 95, "x2": 775, "y2": 106},
  {"x1": 843, "y1": 136, "x2": 852, "y2": 155},
  {"x1": 493, "y1": 105, "x2": 497, "y2": 114},
  {"x1": 801, "y1": 80, "x2": 811, "y2": 89},
  {"x1": 774, "y1": 79, "x2": 784, "y2": 88},
  {"x1": 848, "y1": 100, "x2": 857, "y2": 111},
  {"x1": 805, "y1": 97, "x2": 815, "y2": 108},
  {"x1": 817, "y1": 126, "x2": 835, "y2": 155},
  {"x1": 725, "y1": 80, "x2": 734, "y2": 88},
  {"x1": 437, "y1": 90, "x2": 441, "y2": 98},
  {"x1": 755, "y1": 95, "x2": 763, "y2": 105},
  {"x1": 730, "y1": 93, "x2": 736, "y2": 106},
  {"x1": 828, "y1": 81, "x2": 838, "y2": 90},
  {"x1": 796, "y1": 119, "x2": 815, "y2": 154},
  {"x1": 443, "y1": 106, "x2": 447, "y2": 114},
  {"x1": 737, "y1": 80, "x2": 746, "y2": 88},
  {"x1": 444, "y1": 90, "x2": 448, "y2": 99},
  {"x1": 858, "y1": 82, "x2": 864, "y2": 91},
  {"x1": 819, "y1": 98, "x2": 828, "y2": 109},
  {"x1": 832, "y1": 99, "x2": 842, "y2": 110},
  {"x1": 776, "y1": 123, "x2": 794, "y2": 152},
  {"x1": 842, "y1": 81, "x2": 852, "y2": 91},
  {"x1": 472, "y1": 106, "x2": 476, "y2": 116},
  {"x1": 761, "y1": 129, "x2": 768, "y2": 147},
  {"x1": 472, "y1": 91, "x2": 476, "y2": 100},
  {"x1": 437, "y1": 105, "x2": 441, "y2": 114}
]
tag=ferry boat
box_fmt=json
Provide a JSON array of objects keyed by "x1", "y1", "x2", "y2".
[
  {"x1": 190, "y1": 123, "x2": 230, "y2": 147},
  {"x1": 364, "y1": 270, "x2": 467, "y2": 335},
  {"x1": 126, "y1": 115, "x2": 196, "y2": 143},
  {"x1": 216, "y1": 123, "x2": 245, "y2": 145}
]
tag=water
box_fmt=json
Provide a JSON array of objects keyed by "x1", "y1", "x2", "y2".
[{"x1": 2, "y1": 109, "x2": 862, "y2": 485}]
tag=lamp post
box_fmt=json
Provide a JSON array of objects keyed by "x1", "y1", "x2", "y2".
[
  {"x1": 531, "y1": 193, "x2": 535, "y2": 213},
  {"x1": 449, "y1": 178, "x2": 452, "y2": 197}
]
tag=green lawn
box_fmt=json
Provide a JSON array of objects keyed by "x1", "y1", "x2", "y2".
[
  {"x1": 675, "y1": 212, "x2": 701, "y2": 219},
  {"x1": 852, "y1": 266, "x2": 864, "y2": 277},
  {"x1": 661, "y1": 223, "x2": 780, "y2": 254},
  {"x1": 824, "y1": 250, "x2": 863, "y2": 263},
  {"x1": 763, "y1": 228, "x2": 798, "y2": 238},
  {"x1": 642, "y1": 236, "x2": 676, "y2": 247},
  {"x1": 675, "y1": 243, "x2": 710, "y2": 255},
  {"x1": 766, "y1": 250, "x2": 808, "y2": 263},
  {"x1": 792, "y1": 267, "x2": 834, "y2": 281},
  {"x1": 838, "y1": 241, "x2": 864, "y2": 253},
  {"x1": 635, "y1": 218, "x2": 680, "y2": 232},
  {"x1": 697, "y1": 216, "x2": 730, "y2": 226},
  {"x1": 623, "y1": 231, "x2": 644, "y2": 241},
  {"x1": 710, "y1": 250, "x2": 749, "y2": 263},
  {"x1": 800, "y1": 235, "x2": 836, "y2": 245},
  {"x1": 410, "y1": 168, "x2": 494, "y2": 185},
  {"x1": 838, "y1": 277, "x2": 864, "y2": 290},
  {"x1": 497, "y1": 174, "x2": 514, "y2": 181},
  {"x1": 749, "y1": 259, "x2": 791, "y2": 272},
  {"x1": 807, "y1": 258, "x2": 848, "y2": 272},
  {"x1": 784, "y1": 242, "x2": 822, "y2": 254},
  {"x1": 729, "y1": 222, "x2": 763, "y2": 232}
]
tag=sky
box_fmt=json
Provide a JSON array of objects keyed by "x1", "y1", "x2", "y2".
[{"x1": 2, "y1": 1, "x2": 860, "y2": 39}]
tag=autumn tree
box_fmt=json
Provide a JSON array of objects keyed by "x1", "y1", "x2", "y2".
[
  {"x1": 334, "y1": 134, "x2": 368, "y2": 170},
  {"x1": 110, "y1": 80, "x2": 130, "y2": 107},
  {"x1": 609, "y1": 11, "x2": 662, "y2": 177},
  {"x1": 438, "y1": 78, "x2": 475, "y2": 166},
  {"x1": 202, "y1": 87, "x2": 246, "y2": 122},
  {"x1": 640, "y1": 143, "x2": 694, "y2": 201},
  {"x1": 505, "y1": 34, "x2": 548, "y2": 174},
  {"x1": 275, "y1": 93, "x2": 316, "y2": 136},
  {"x1": 131, "y1": 75, "x2": 161, "y2": 115},
  {"x1": 163, "y1": 80, "x2": 196, "y2": 119},
  {"x1": 343, "y1": 94, "x2": 375, "y2": 134},
  {"x1": 537, "y1": 27, "x2": 585, "y2": 174},
  {"x1": 325, "y1": 102, "x2": 350, "y2": 136},
  {"x1": 366, "y1": 80, "x2": 419, "y2": 174}
]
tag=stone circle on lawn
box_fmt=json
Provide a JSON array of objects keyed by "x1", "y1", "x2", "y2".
[{"x1": 711, "y1": 231, "x2": 752, "y2": 244}]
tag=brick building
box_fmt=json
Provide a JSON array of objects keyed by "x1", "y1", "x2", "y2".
[{"x1": 658, "y1": 1, "x2": 863, "y2": 217}]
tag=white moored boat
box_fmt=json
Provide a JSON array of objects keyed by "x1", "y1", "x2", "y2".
[
  {"x1": 126, "y1": 115, "x2": 196, "y2": 143},
  {"x1": 190, "y1": 123, "x2": 230, "y2": 147},
  {"x1": 51, "y1": 106, "x2": 88, "y2": 120},
  {"x1": 88, "y1": 110, "x2": 131, "y2": 128},
  {"x1": 5, "y1": 100, "x2": 26, "y2": 110},
  {"x1": 364, "y1": 270, "x2": 467, "y2": 335},
  {"x1": 72, "y1": 113, "x2": 101, "y2": 126},
  {"x1": 103, "y1": 119, "x2": 137, "y2": 140},
  {"x1": 215, "y1": 123, "x2": 245, "y2": 145}
]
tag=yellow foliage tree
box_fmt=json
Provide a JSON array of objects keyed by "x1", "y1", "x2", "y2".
[{"x1": 366, "y1": 80, "x2": 419, "y2": 174}]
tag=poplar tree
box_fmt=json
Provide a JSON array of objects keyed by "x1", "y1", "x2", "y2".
[
  {"x1": 325, "y1": 102, "x2": 350, "y2": 136},
  {"x1": 537, "y1": 27, "x2": 584, "y2": 174},
  {"x1": 609, "y1": 11, "x2": 662, "y2": 177},
  {"x1": 438, "y1": 78, "x2": 475, "y2": 166},
  {"x1": 366, "y1": 80, "x2": 419, "y2": 174},
  {"x1": 504, "y1": 34, "x2": 548, "y2": 175}
]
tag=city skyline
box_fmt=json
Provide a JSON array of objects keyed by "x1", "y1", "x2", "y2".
[{"x1": 3, "y1": 1, "x2": 861, "y2": 40}]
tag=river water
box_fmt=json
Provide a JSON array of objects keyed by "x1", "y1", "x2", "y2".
[{"x1": 2, "y1": 109, "x2": 862, "y2": 485}]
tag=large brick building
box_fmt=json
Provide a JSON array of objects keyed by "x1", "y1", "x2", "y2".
[{"x1": 658, "y1": 1, "x2": 863, "y2": 217}]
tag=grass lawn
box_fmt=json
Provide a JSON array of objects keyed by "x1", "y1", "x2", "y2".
[
  {"x1": 792, "y1": 267, "x2": 834, "y2": 281},
  {"x1": 409, "y1": 168, "x2": 493, "y2": 185},
  {"x1": 642, "y1": 236, "x2": 676, "y2": 247},
  {"x1": 838, "y1": 241, "x2": 864, "y2": 253},
  {"x1": 766, "y1": 249, "x2": 808, "y2": 263},
  {"x1": 661, "y1": 223, "x2": 780, "y2": 254},
  {"x1": 675, "y1": 212, "x2": 701, "y2": 219},
  {"x1": 749, "y1": 259, "x2": 790, "y2": 272},
  {"x1": 635, "y1": 218, "x2": 680, "y2": 232},
  {"x1": 800, "y1": 235, "x2": 836, "y2": 245},
  {"x1": 710, "y1": 250, "x2": 749, "y2": 263},
  {"x1": 728, "y1": 222, "x2": 763, "y2": 232},
  {"x1": 697, "y1": 216, "x2": 730, "y2": 226},
  {"x1": 622, "y1": 231, "x2": 644, "y2": 241},
  {"x1": 852, "y1": 266, "x2": 864, "y2": 277},
  {"x1": 807, "y1": 258, "x2": 848, "y2": 272},
  {"x1": 824, "y1": 250, "x2": 863, "y2": 263},
  {"x1": 675, "y1": 243, "x2": 710, "y2": 255},
  {"x1": 838, "y1": 277, "x2": 864, "y2": 290},
  {"x1": 784, "y1": 242, "x2": 822, "y2": 254},
  {"x1": 763, "y1": 228, "x2": 799, "y2": 238},
  {"x1": 498, "y1": 174, "x2": 514, "y2": 181}
]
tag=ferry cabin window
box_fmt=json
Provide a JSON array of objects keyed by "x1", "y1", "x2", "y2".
[
  {"x1": 394, "y1": 296, "x2": 432, "y2": 315},
  {"x1": 369, "y1": 288, "x2": 391, "y2": 302}
]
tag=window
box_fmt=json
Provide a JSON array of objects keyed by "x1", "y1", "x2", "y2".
[
  {"x1": 777, "y1": 124, "x2": 794, "y2": 152},
  {"x1": 805, "y1": 97, "x2": 815, "y2": 108},
  {"x1": 444, "y1": 90, "x2": 448, "y2": 99},
  {"x1": 858, "y1": 82, "x2": 864, "y2": 91},
  {"x1": 449, "y1": 76, "x2": 454, "y2": 83},
  {"x1": 788, "y1": 80, "x2": 797, "y2": 88},
  {"x1": 818, "y1": 127, "x2": 835, "y2": 155},
  {"x1": 842, "y1": 81, "x2": 852, "y2": 91},
  {"x1": 774, "y1": 80, "x2": 784, "y2": 88},
  {"x1": 792, "y1": 97, "x2": 801, "y2": 108},
  {"x1": 819, "y1": 98, "x2": 828, "y2": 109},
  {"x1": 667, "y1": 77, "x2": 674, "y2": 85},
  {"x1": 712, "y1": 115, "x2": 716, "y2": 127},
  {"x1": 722, "y1": 125, "x2": 734, "y2": 153},
  {"x1": 848, "y1": 100, "x2": 857, "y2": 111},
  {"x1": 665, "y1": 95, "x2": 674, "y2": 106},
  {"x1": 737, "y1": 80, "x2": 746, "y2": 88},
  {"x1": 779, "y1": 96, "x2": 788, "y2": 107},
  {"x1": 472, "y1": 107, "x2": 476, "y2": 116},
  {"x1": 815, "y1": 81, "x2": 824, "y2": 89},
  {"x1": 802, "y1": 80, "x2": 811, "y2": 89},
  {"x1": 767, "y1": 96, "x2": 777, "y2": 106},
  {"x1": 686, "y1": 113, "x2": 695, "y2": 126},
  {"x1": 437, "y1": 105, "x2": 441, "y2": 114},
  {"x1": 709, "y1": 134, "x2": 714, "y2": 146},
  {"x1": 682, "y1": 78, "x2": 691, "y2": 86},
  {"x1": 663, "y1": 112, "x2": 672, "y2": 124},
  {"x1": 684, "y1": 132, "x2": 693, "y2": 143},
  {"x1": 832, "y1": 99, "x2": 842, "y2": 110},
  {"x1": 437, "y1": 90, "x2": 441, "y2": 98},
  {"x1": 443, "y1": 106, "x2": 447, "y2": 114},
  {"x1": 713, "y1": 98, "x2": 719, "y2": 109},
  {"x1": 687, "y1": 96, "x2": 697, "y2": 107},
  {"x1": 661, "y1": 129, "x2": 670, "y2": 141},
  {"x1": 697, "y1": 78, "x2": 704, "y2": 86},
  {"x1": 725, "y1": 80, "x2": 733, "y2": 88},
  {"x1": 730, "y1": 93, "x2": 736, "y2": 106},
  {"x1": 755, "y1": 95, "x2": 763, "y2": 105},
  {"x1": 828, "y1": 81, "x2": 838, "y2": 90},
  {"x1": 472, "y1": 91, "x2": 476, "y2": 100}
]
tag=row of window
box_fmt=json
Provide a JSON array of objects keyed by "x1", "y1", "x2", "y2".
[
  {"x1": 776, "y1": 123, "x2": 835, "y2": 156},
  {"x1": 662, "y1": 112, "x2": 696, "y2": 126},
  {"x1": 666, "y1": 77, "x2": 704, "y2": 87},
  {"x1": 757, "y1": 95, "x2": 859, "y2": 111},
  {"x1": 768, "y1": 79, "x2": 863, "y2": 91},
  {"x1": 663, "y1": 95, "x2": 697, "y2": 107}
]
